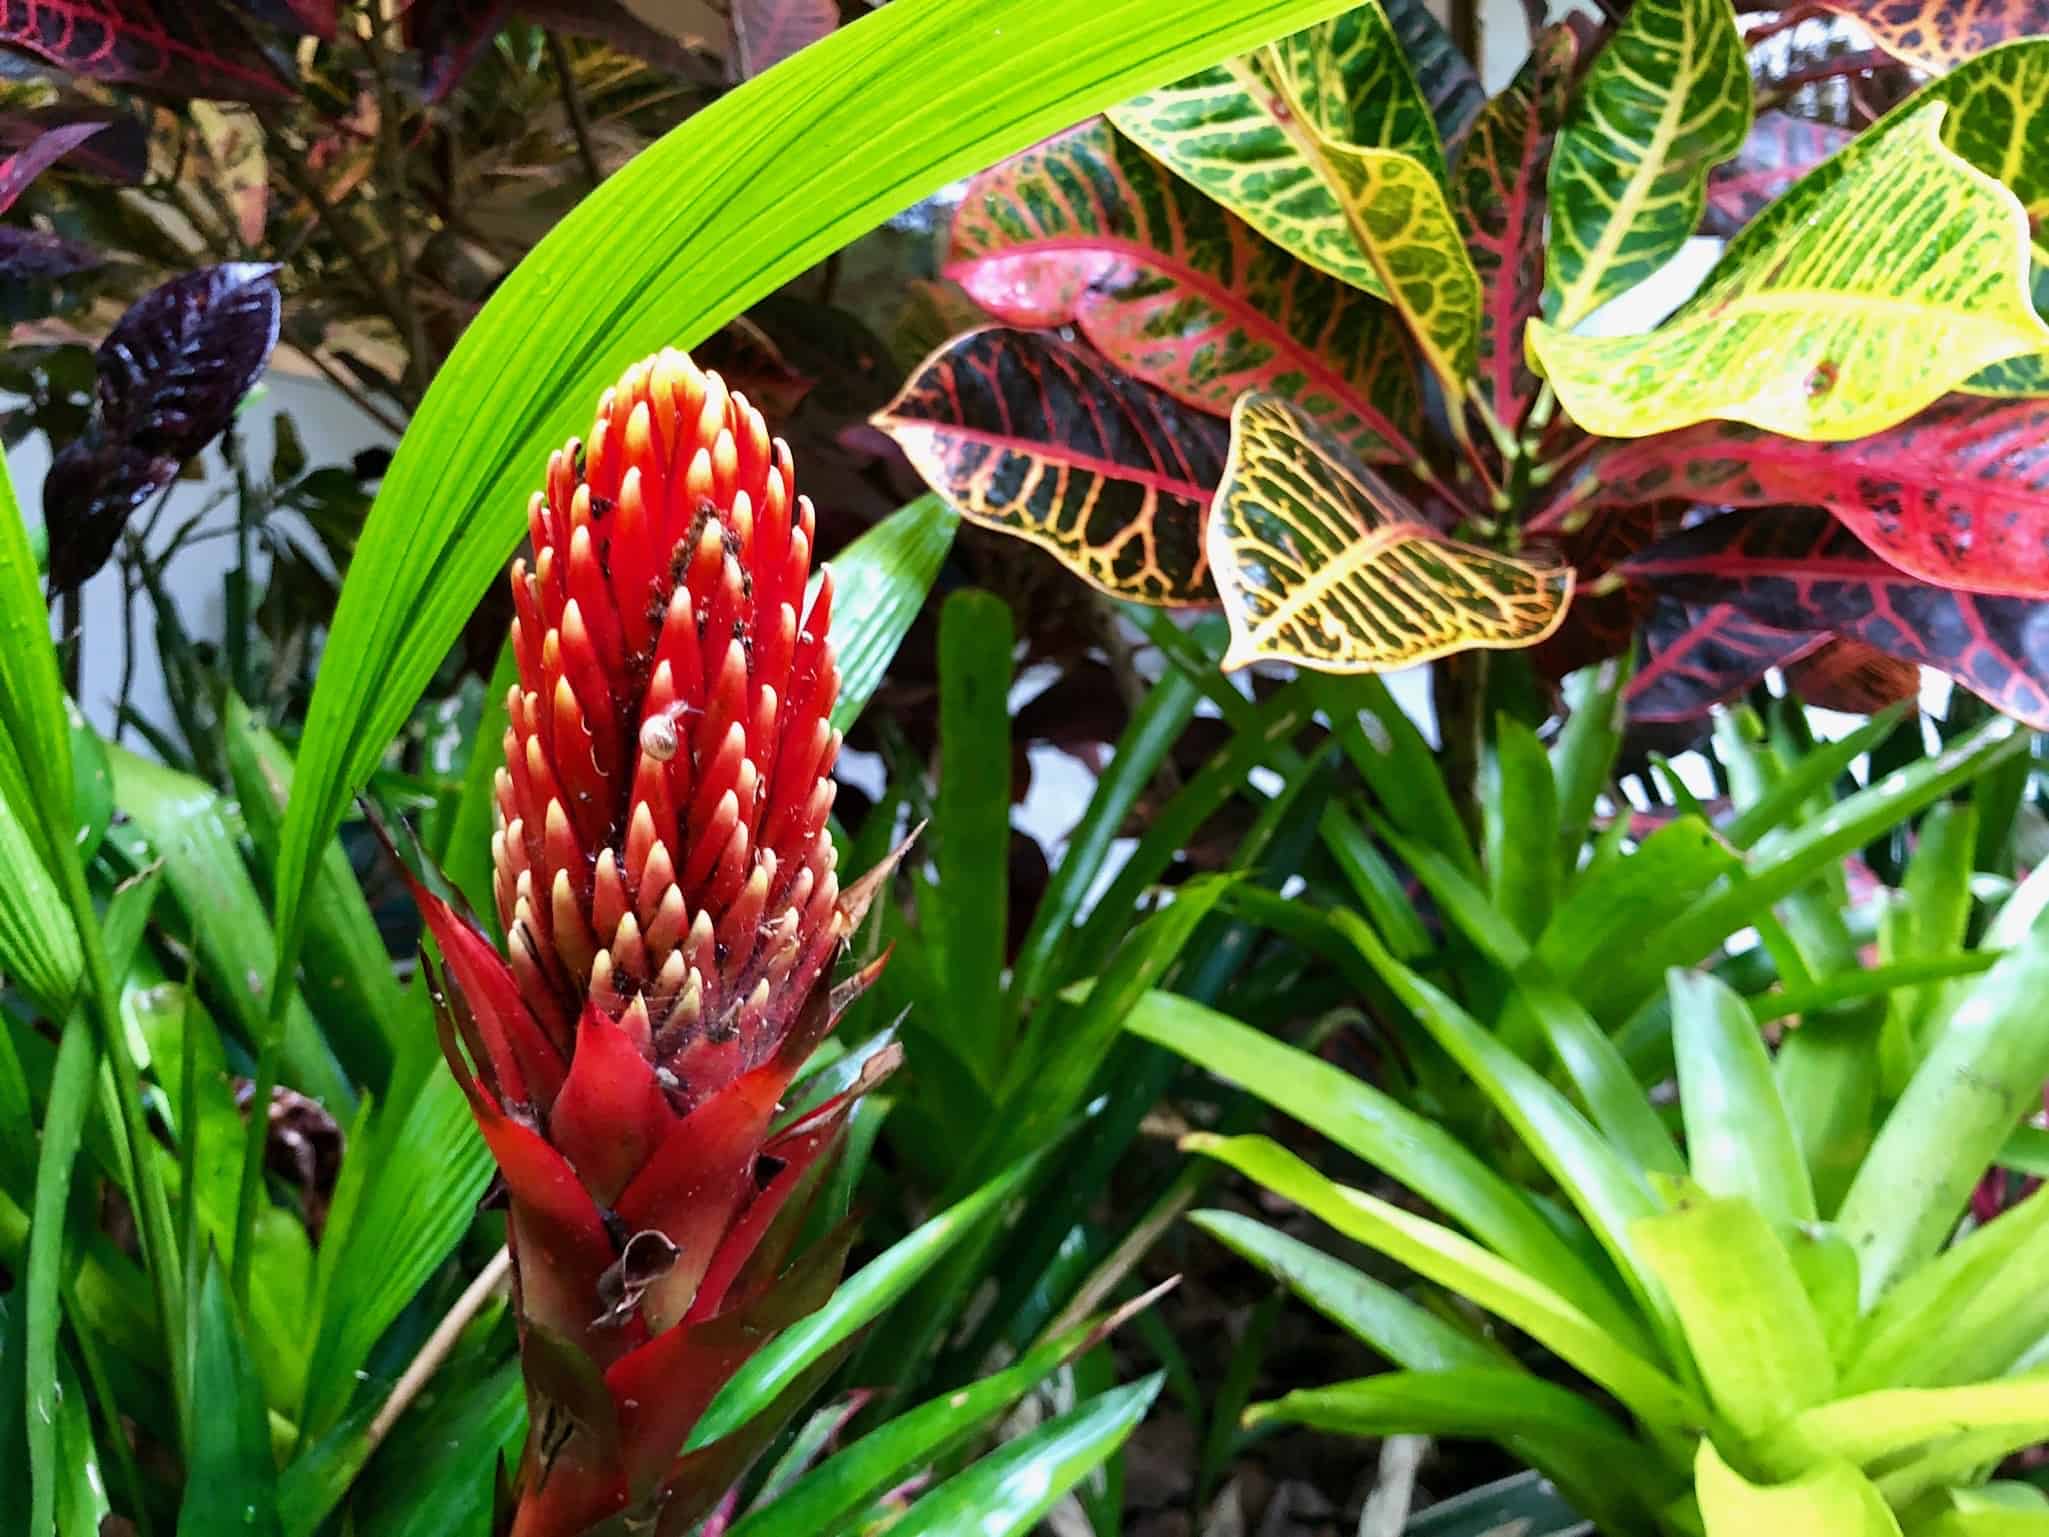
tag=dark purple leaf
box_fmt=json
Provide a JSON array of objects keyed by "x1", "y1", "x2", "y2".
[
  {"x1": 0, "y1": 105, "x2": 144, "y2": 184},
  {"x1": 1626, "y1": 595, "x2": 1820, "y2": 723},
  {"x1": 0, "y1": 119, "x2": 105, "y2": 214},
  {"x1": 1625, "y1": 508, "x2": 2049, "y2": 727},
  {"x1": 0, "y1": 224, "x2": 103, "y2": 282},
  {"x1": 408, "y1": 0, "x2": 701, "y2": 101},
  {"x1": 97, "y1": 261, "x2": 281, "y2": 457},
  {"x1": 43, "y1": 263, "x2": 281, "y2": 594},
  {"x1": 0, "y1": 1, "x2": 291, "y2": 101}
]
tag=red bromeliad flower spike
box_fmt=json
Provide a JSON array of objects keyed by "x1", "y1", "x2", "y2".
[{"x1": 409, "y1": 349, "x2": 900, "y2": 1537}]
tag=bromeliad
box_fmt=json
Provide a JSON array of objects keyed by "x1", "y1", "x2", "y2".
[{"x1": 409, "y1": 349, "x2": 897, "y2": 1536}]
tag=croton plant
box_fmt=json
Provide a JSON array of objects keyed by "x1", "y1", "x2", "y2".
[{"x1": 877, "y1": 0, "x2": 2049, "y2": 732}]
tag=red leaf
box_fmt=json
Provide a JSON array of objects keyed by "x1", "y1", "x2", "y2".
[
  {"x1": 549, "y1": 1001, "x2": 675, "y2": 1206},
  {"x1": 1702, "y1": 111, "x2": 1852, "y2": 237},
  {"x1": 0, "y1": 118, "x2": 106, "y2": 215},
  {"x1": 225, "y1": 0, "x2": 338, "y2": 38},
  {"x1": 1625, "y1": 507, "x2": 2049, "y2": 727},
  {"x1": 1451, "y1": 25, "x2": 1578, "y2": 434},
  {"x1": 874, "y1": 327, "x2": 1229, "y2": 604},
  {"x1": 733, "y1": 0, "x2": 835, "y2": 77},
  {"x1": 1785, "y1": 637, "x2": 1922, "y2": 714},
  {"x1": 412, "y1": 881, "x2": 569, "y2": 1109},
  {"x1": 1563, "y1": 396, "x2": 2049, "y2": 599},
  {"x1": 0, "y1": 0, "x2": 291, "y2": 100},
  {"x1": 1811, "y1": 0, "x2": 2049, "y2": 70},
  {"x1": 1626, "y1": 595, "x2": 1820, "y2": 723},
  {"x1": 948, "y1": 118, "x2": 1422, "y2": 467}
]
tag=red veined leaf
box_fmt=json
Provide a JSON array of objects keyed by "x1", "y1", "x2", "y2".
[
  {"x1": 0, "y1": 0, "x2": 291, "y2": 100},
  {"x1": 1626, "y1": 595, "x2": 1821, "y2": 723},
  {"x1": 947, "y1": 117, "x2": 1424, "y2": 467},
  {"x1": 1526, "y1": 500, "x2": 1660, "y2": 681},
  {"x1": 1210, "y1": 393, "x2": 1573, "y2": 672},
  {"x1": 1624, "y1": 507, "x2": 2049, "y2": 727},
  {"x1": 1450, "y1": 24, "x2": 1577, "y2": 435},
  {"x1": 0, "y1": 119, "x2": 104, "y2": 215},
  {"x1": 1811, "y1": 0, "x2": 2049, "y2": 72},
  {"x1": 1383, "y1": 0, "x2": 1486, "y2": 148},
  {"x1": 1563, "y1": 395, "x2": 2049, "y2": 599},
  {"x1": 733, "y1": 0, "x2": 837, "y2": 76},
  {"x1": 1702, "y1": 111, "x2": 1853, "y2": 238},
  {"x1": 1785, "y1": 637, "x2": 1922, "y2": 714},
  {"x1": 873, "y1": 326, "x2": 1227, "y2": 605},
  {"x1": 225, "y1": 0, "x2": 337, "y2": 38}
]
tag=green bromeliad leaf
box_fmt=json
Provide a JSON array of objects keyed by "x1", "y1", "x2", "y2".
[
  {"x1": 947, "y1": 117, "x2": 1426, "y2": 465},
  {"x1": 1543, "y1": 0, "x2": 1750, "y2": 330},
  {"x1": 1210, "y1": 394, "x2": 1570, "y2": 671},
  {"x1": 1107, "y1": 2, "x2": 1444, "y2": 300},
  {"x1": 1528, "y1": 106, "x2": 2049, "y2": 440}
]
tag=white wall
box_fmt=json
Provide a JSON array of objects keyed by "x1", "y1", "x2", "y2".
[{"x1": 8, "y1": 367, "x2": 392, "y2": 744}]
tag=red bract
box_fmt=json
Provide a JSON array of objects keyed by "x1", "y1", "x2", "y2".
[{"x1": 413, "y1": 349, "x2": 895, "y2": 1537}]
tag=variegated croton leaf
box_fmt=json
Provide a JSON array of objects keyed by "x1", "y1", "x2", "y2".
[
  {"x1": 733, "y1": 0, "x2": 838, "y2": 77},
  {"x1": 1526, "y1": 501, "x2": 1662, "y2": 682},
  {"x1": 1701, "y1": 112, "x2": 1853, "y2": 237},
  {"x1": 1381, "y1": 0, "x2": 1485, "y2": 148},
  {"x1": 1626, "y1": 596, "x2": 1818, "y2": 723},
  {"x1": 1542, "y1": 0, "x2": 1750, "y2": 330},
  {"x1": 0, "y1": 0, "x2": 291, "y2": 100},
  {"x1": 1624, "y1": 507, "x2": 2049, "y2": 727},
  {"x1": 1557, "y1": 394, "x2": 2049, "y2": 598},
  {"x1": 1107, "y1": 3, "x2": 1480, "y2": 392},
  {"x1": 1811, "y1": 0, "x2": 2049, "y2": 73},
  {"x1": 947, "y1": 117, "x2": 1425, "y2": 468},
  {"x1": 872, "y1": 327, "x2": 1226, "y2": 605},
  {"x1": 1210, "y1": 394, "x2": 1571, "y2": 672},
  {"x1": 1529, "y1": 104, "x2": 2049, "y2": 441},
  {"x1": 1450, "y1": 24, "x2": 1578, "y2": 435}
]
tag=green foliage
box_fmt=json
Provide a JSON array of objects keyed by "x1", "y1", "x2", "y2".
[{"x1": 1142, "y1": 698, "x2": 2049, "y2": 1535}]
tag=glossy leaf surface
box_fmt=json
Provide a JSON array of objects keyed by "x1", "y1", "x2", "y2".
[
  {"x1": 876, "y1": 327, "x2": 1227, "y2": 603},
  {"x1": 1452, "y1": 26, "x2": 1578, "y2": 431},
  {"x1": 1211, "y1": 394, "x2": 1570, "y2": 671},
  {"x1": 1624, "y1": 508, "x2": 2049, "y2": 727},
  {"x1": 44, "y1": 263, "x2": 281, "y2": 595},
  {"x1": 1543, "y1": 0, "x2": 1750, "y2": 328},
  {"x1": 1531, "y1": 107, "x2": 2049, "y2": 441},
  {"x1": 948, "y1": 117, "x2": 1424, "y2": 464},
  {"x1": 0, "y1": 0, "x2": 290, "y2": 98},
  {"x1": 1625, "y1": 597, "x2": 1817, "y2": 723},
  {"x1": 1572, "y1": 393, "x2": 2049, "y2": 599}
]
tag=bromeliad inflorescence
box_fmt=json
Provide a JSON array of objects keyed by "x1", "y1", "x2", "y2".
[{"x1": 408, "y1": 349, "x2": 898, "y2": 1537}]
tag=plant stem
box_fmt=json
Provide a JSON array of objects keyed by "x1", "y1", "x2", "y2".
[
  {"x1": 547, "y1": 33, "x2": 605, "y2": 191},
  {"x1": 286, "y1": 342, "x2": 410, "y2": 438},
  {"x1": 359, "y1": 17, "x2": 433, "y2": 400},
  {"x1": 59, "y1": 587, "x2": 81, "y2": 695},
  {"x1": 260, "y1": 116, "x2": 422, "y2": 408},
  {"x1": 365, "y1": 1245, "x2": 513, "y2": 1448},
  {"x1": 1432, "y1": 649, "x2": 1488, "y2": 844}
]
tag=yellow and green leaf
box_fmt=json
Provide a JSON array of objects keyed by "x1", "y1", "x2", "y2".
[
  {"x1": 1527, "y1": 105, "x2": 2049, "y2": 441},
  {"x1": 1106, "y1": 3, "x2": 1443, "y2": 298},
  {"x1": 1268, "y1": 43, "x2": 1484, "y2": 390},
  {"x1": 1695, "y1": 1442, "x2": 1903, "y2": 1537},
  {"x1": 1210, "y1": 393, "x2": 1571, "y2": 672},
  {"x1": 1543, "y1": 0, "x2": 1750, "y2": 330}
]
